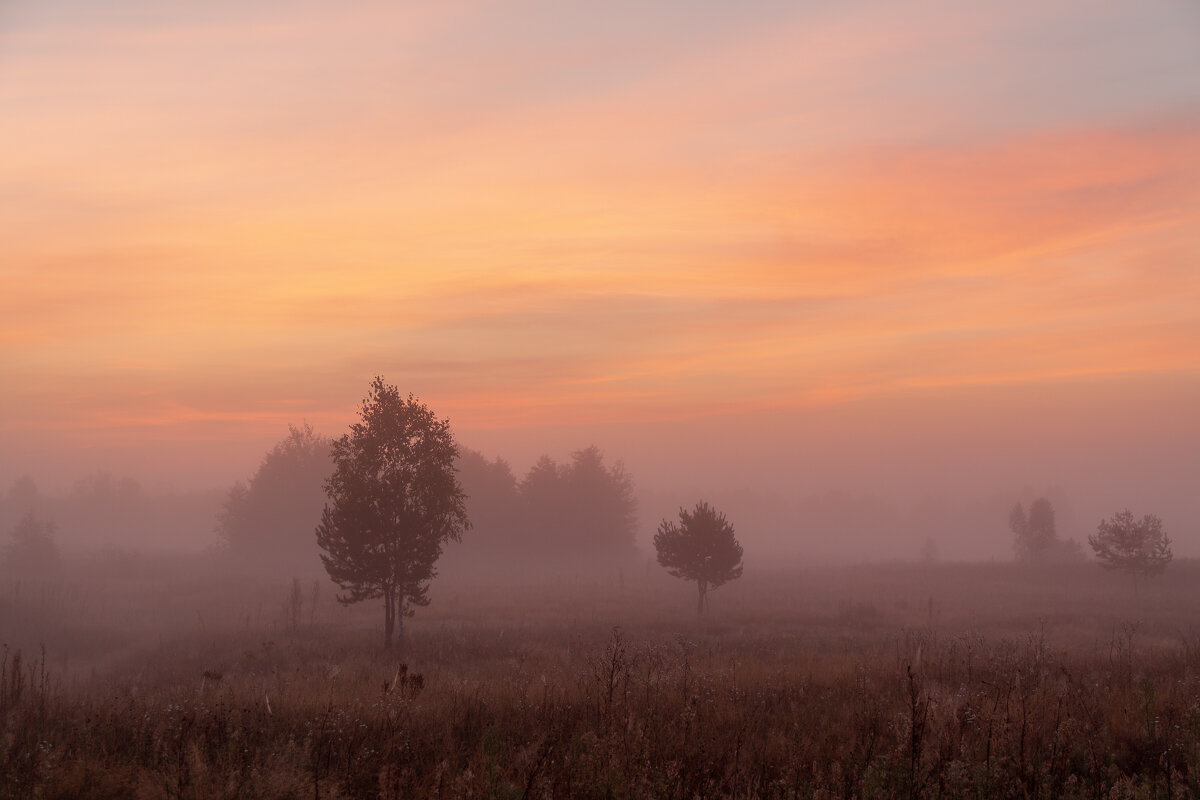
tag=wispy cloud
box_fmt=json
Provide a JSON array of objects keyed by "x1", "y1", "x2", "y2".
[{"x1": 2, "y1": 0, "x2": 1198, "y2": 467}]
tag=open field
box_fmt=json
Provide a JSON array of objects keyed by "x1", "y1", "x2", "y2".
[{"x1": 4, "y1": 559, "x2": 1200, "y2": 799}]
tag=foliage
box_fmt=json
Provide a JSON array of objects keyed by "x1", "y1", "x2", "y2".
[
  {"x1": 1009, "y1": 497, "x2": 1083, "y2": 563},
  {"x1": 217, "y1": 423, "x2": 331, "y2": 574},
  {"x1": 1088, "y1": 509, "x2": 1172, "y2": 578},
  {"x1": 315, "y1": 378, "x2": 469, "y2": 647},
  {"x1": 654, "y1": 501, "x2": 742, "y2": 613},
  {"x1": 445, "y1": 446, "x2": 640, "y2": 575},
  {"x1": 3, "y1": 512, "x2": 61, "y2": 575},
  {"x1": 523, "y1": 447, "x2": 638, "y2": 560},
  {"x1": 455, "y1": 448, "x2": 521, "y2": 549}
]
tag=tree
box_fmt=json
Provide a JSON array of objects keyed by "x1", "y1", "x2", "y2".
[
  {"x1": 561, "y1": 446, "x2": 638, "y2": 560},
  {"x1": 218, "y1": 423, "x2": 331, "y2": 575},
  {"x1": 315, "y1": 378, "x2": 469, "y2": 647},
  {"x1": 455, "y1": 448, "x2": 521, "y2": 552},
  {"x1": 4, "y1": 512, "x2": 61, "y2": 576},
  {"x1": 654, "y1": 501, "x2": 743, "y2": 614},
  {"x1": 1009, "y1": 497, "x2": 1083, "y2": 563},
  {"x1": 1010, "y1": 497, "x2": 1056, "y2": 560},
  {"x1": 515, "y1": 447, "x2": 638, "y2": 569},
  {"x1": 1088, "y1": 509, "x2": 1172, "y2": 585}
]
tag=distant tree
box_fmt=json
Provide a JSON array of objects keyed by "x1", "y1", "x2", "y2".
[
  {"x1": 654, "y1": 501, "x2": 743, "y2": 614},
  {"x1": 1088, "y1": 509, "x2": 1172, "y2": 585},
  {"x1": 217, "y1": 423, "x2": 331, "y2": 574},
  {"x1": 516, "y1": 446, "x2": 638, "y2": 567},
  {"x1": 1009, "y1": 497, "x2": 1083, "y2": 563},
  {"x1": 315, "y1": 378, "x2": 469, "y2": 648},
  {"x1": 1010, "y1": 498, "x2": 1053, "y2": 560},
  {"x1": 4, "y1": 512, "x2": 61, "y2": 575},
  {"x1": 518, "y1": 455, "x2": 568, "y2": 548},
  {"x1": 456, "y1": 448, "x2": 521, "y2": 550},
  {"x1": 561, "y1": 446, "x2": 638, "y2": 559}
]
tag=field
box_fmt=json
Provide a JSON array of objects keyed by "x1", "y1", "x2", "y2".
[{"x1": 3, "y1": 558, "x2": 1200, "y2": 799}]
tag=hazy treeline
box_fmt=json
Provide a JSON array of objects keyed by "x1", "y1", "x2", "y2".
[
  {"x1": 0, "y1": 473, "x2": 223, "y2": 560},
  {"x1": 212, "y1": 424, "x2": 639, "y2": 580},
  {"x1": 448, "y1": 446, "x2": 638, "y2": 572},
  {"x1": 3, "y1": 425, "x2": 1100, "y2": 572},
  {"x1": 641, "y1": 485, "x2": 1086, "y2": 563}
]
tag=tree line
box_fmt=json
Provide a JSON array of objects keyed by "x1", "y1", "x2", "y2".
[
  {"x1": 1, "y1": 377, "x2": 1176, "y2": 649},
  {"x1": 310, "y1": 378, "x2": 743, "y2": 647},
  {"x1": 1009, "y1": 496, "x2": 1171, "y2": 580},
  {"x1": 214, "y1": 409, "x2": 639, "y2": 580}
]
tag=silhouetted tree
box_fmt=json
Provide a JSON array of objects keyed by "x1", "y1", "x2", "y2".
[
  {"x1": 217, "y1": 423, "x2": 331, "y2": 575},
  {"x1": 1010, "y1": 497, "x2": 1083, "y2": 563},
  {"x1": 456, "y1": 448, "x2": 521, "y2": 551},
  {"x1": 4, "y1": 512, "x2": 61, "y2": 575},
  {"x1": 654, "y1": 501, "x2": 742, "y2": 614},
  {"x1": 516, "y1": 447, "x2": 638, "y2": 567},
  {"x1": 316, "y1": 378, "x2": 469, "y2": 647},
  {"x1": 561, "y1": 446, "x2": 638, "y2": 559},
  {"x1": 1088, "y1": 509, "x2": 1172, "y2": 586},
  {"x1": 518, "y1": 455, "x2": 569, "y2": 550}
]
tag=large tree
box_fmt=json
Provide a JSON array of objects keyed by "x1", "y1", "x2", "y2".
[
  {"x1": 316, "y1": 378, "x2": 469, "y2": 647},
  {"x1": 654, "y1": 501, "x2": 743, "y2": 614},
  {"x1": 1088, "y1": 509, "x2": 1172, "y2": 586}
]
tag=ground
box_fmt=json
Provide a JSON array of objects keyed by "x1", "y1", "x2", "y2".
[{"x1": 2, "y1": 557, "x2": 1198, "y2": 798}]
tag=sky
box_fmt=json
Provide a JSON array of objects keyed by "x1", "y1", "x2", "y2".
[{"x1": 2, "y1": 1, "x2": 1198, "y2": 555}]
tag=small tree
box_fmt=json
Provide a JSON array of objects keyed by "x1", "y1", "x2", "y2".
[
  {"x1": 654, "y1": 501, "x2": 743, "y2": 614},
  {"x1": 1089, "y1": 510, "x2": 1171, "y2": 592},
  {"x1": 316, "y1": 378, "x2": 469, "y2": 648},
  {"x1": 1088, "y1": 509, "x2": 1172, "y2": 586}
]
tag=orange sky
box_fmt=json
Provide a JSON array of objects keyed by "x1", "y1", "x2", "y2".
[{"x1": 2, "y1": 0, "x2": 1198, "y2": 548}]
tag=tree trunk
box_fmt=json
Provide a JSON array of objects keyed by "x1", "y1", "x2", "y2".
[
  {"x1": 383, "y1": 588, "x2": 395, "y2": 649},
  {"x1": 396, "y1": 596, "x2": 405, "y2": 642},
  {"x1": 696, "y1": 580, "x2": 708, "y2": 615}
]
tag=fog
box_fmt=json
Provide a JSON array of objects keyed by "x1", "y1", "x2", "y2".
[
  {"x1": 4, "y1": 0, "x2": 1199, "y2": 792},
  {"x1": 3, "y1": 371, "x2": 1195, "y2": 566}
]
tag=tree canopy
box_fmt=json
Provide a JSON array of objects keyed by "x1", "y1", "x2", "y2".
[
  {"x1": 518, "y1": 446, "x2": 637, "y2": 564},
  {"x1": 316, "y1": 378, "x2": 469, "y2": 647},
  {"x1": 654, "y1": 501, "x2": 743, "y2": 614},
  {"x1": 1009, "y1": 497, "x2": 1083, "y2": 563},
  {"x1": 217, "y1": 423, "x2": 331, "y2": 575},
  {"x1": 448, "y1": 446, "x2": 639, "y2": 574},
  {"x1": 1088, "y1": 509, "x2": 1172, "y2": 581}
]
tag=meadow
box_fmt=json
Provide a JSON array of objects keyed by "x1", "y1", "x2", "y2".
[{"x1": 3, "y1": 557, "x2": 1200, "y2": 799}]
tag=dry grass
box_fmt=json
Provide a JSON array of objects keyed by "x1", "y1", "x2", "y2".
[{"x1": 3, "y1": 559, "x2": 1200, "y2": 798}]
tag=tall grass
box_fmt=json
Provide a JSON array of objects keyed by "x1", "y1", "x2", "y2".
[{"x1": 3, "y1": 560, "x2": 1200, "y2": 798}]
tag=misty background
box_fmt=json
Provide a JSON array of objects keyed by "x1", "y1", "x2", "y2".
[
  {"x1": 3, "y1": 368, "x2": 1195, "y2": 569},
  {"x1": 2, "y1": 0, "x2": 1198, "y2": 571}
]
